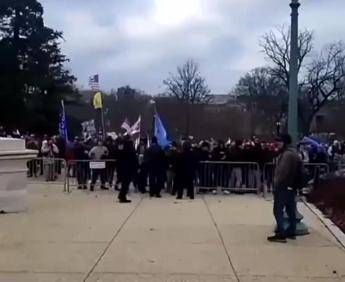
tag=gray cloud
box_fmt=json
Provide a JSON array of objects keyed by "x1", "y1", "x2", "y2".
[{"x1": 40, "y1": 0, "x2": 345, "y2": 94}]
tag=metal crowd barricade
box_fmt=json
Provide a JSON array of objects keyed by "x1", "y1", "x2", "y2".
[
  {"x1": 66, "y1": 159, "x2": 117, "y2": 193},
  {"x1": 304, "y1": 163, "x2": 330, "y2": 190},
  {"x1": 197, "y1": 161, "x2": 261, "y2": 194},
  {"x1": 334, "y1": 160, "x2": 345, "y2": 172},
  {"x1": 26, "y1": 157, "x2": 67, "y2": 191},
  {"x1": 263, "y1": 162, "x2": 330, "y2": 197}
]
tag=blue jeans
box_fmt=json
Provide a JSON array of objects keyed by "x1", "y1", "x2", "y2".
[{"x1": 273, "y1": 188, "x2": 297, "y2": 236}]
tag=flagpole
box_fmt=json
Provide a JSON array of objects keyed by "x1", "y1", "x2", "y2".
[
  {"x1": 100, "y1": 93, "x2": 106, "y2": 141},
  {"x1": 60, "y1": 99, "x2": 68, "y2": 143},
  {"x1": 150, "y1": 99, "x2": 157, "y2": 137}
]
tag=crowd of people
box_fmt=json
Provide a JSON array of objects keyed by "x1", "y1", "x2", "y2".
[
  {"x1": 16, "y1": 131, "x2": 344, "y2": 203},
  {"x1": 2, "y1": 125, "x2": 341, "y2": 242},
  {"x1": 2, "y1": 124, "x2": 344, "y2": 203}
]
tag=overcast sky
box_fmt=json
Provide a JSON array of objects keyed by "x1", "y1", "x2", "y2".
[{"x1": 40, "y1": 0, "x2": 345, "y2": 95}]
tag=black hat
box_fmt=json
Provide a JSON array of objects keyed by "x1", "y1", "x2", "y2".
[{"x1": 275, "y1": 134, "x2": 292, "y2": 145}]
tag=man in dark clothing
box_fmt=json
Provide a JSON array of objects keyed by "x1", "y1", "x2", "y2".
[
  {"x1": 54, "y1": 136, "x2": 66, "y2": 175},
  {"x1": 73, "y1": 137, "x2": 89, "y2": 189},
  {"x1": 105, "y1": 137, "x2": 117, "y2": 189},
  {"x1": 116, "y1": 140, "x2": 138, "y2": 203},
  {"x1": 227, "y1": 141, "x2": 244, "y2": 189},
  {"x1": 176, "y1": 141, "x2": 198, "y2": 200},
  {"x1": 144, "y1": 137, "x2": 167, "y2": 198},
  {"x1": 136, "y1": 140, "x2": 148, "y2": 194},
  {"x1": 197, "y1": 141, "x2": 212, "y2": 192},
  {"x1": 268, "y1": 134, "x2": 301, "y2": 243},
  {"x1": 26, "y1": 135, "x2": 39, "y2": 177},
  {"x1": 166, "y1": 142, "x2": 179, "y2": 195},
  {"x1": 212, "y1": 140, "x2": 229, "y2": 189}
]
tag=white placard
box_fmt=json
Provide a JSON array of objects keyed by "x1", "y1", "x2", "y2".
[{"x1": 89, "y1": 161, "x2": 106, "y2": 169}]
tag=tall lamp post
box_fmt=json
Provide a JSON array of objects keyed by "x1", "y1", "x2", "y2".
[
  {"x1": 288, "y1": 0, "x2": 300, "y2": 144},
  {"x1": 286, "y1": 0, "x2": 309, "y2": 236}
]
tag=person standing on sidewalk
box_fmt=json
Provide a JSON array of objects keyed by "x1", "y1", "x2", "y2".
[
  {"x1": 89, "y1": 140, "x2": 109, "y2": 191},
  {"x1": 166, "y1": 141, "x2": 179, "y2": 195},
  {"x1": 104, "y1": 136, "x2": 117, "y2": 189},
  {"x1": 144, "y1": 137, "x2": 167, "y2": 198},
  {"x1": 136, "y1": 140, "x2": 148, "y2": 194},
  {"x1": 116, "y1": 139, "x2": 138, "y2": 203},
  {"x1": 175, "y1": 141, "x2": 198, "y2": 200},
  {"x1": 268, "y1": 134, "x2": 301, "y2": 243},
  {"x1": 41, "y1": 139, "x2": 59, "y2": 181},
  {"x1": 73, "y1": 137, "x2": 89, "y2": 190}
]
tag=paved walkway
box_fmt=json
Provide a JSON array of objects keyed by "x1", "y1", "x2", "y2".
[{"x1": 1, "y1": 184, "x2": 345, "y2": 282}]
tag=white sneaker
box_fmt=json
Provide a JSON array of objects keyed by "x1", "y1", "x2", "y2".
[
  {"x1": 212, "y1": 190, "x2": 217, "y2": 195},
  {"x1": 223, "y1": 190, "x2": 230, "y2": 195}
]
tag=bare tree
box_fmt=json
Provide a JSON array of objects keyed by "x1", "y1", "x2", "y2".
[
  {"x1": 260, "y1": 25, "x2": 313, "y2": 88},
  {"x1": 300, "y1": 42, "x2": 345, "y2": 133},
  {"x1": 234, "y1": 67, "x2": 288, "y2": 136},
  {"x1": 163, "y1": 59, "x2": 212, "y2": 104},
  {"x1": 234, "y1": 67, "x2": 286, "y2": 97},
  {"x1": 259, "y1": 26, "x2": 345, "y2": 134}
]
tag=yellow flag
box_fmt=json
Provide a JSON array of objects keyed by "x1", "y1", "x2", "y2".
[{"x1": 93, "y1": 92, "x2": 103, "y2": 109}]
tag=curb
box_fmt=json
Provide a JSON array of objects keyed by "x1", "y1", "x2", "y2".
[{"x1": 303, "y1": 200, "x2": 345, "y2": 250}]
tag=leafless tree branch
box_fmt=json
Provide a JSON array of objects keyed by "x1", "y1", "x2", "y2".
[
  {"x1": 163, "y1": 59, "x2": 212, "y2": 104},
  {"x1": 260, "y1": 25, "x2": 314, "y2": 89}
]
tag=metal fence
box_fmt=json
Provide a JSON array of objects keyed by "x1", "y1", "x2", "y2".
[
  {"x1": 197, "y1": 161, "x2": 261, "y2": 194},
  {"x1": 26, "y1": 158, "x2": 331, "y2": 197},
  {"x1": 26, "y1": 158, "x2": 67, "y2": 191},
  {"x1": 66, "y1": 159, "x2": 117, "y2": 193},
  {"x1": 263, "y1": 162, "x2": 330, "y2": 197}
]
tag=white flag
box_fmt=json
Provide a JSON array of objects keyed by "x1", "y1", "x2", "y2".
[
  {"x1": 121, "y1": 118, "x2": 131, "y2": 133},
  {"x1": 129, "y1": 116, "x2": 141, "y2": 135}
]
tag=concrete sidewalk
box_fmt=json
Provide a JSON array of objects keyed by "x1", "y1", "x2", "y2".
[{"x1": 0, "y1": 184, "x2": 345, "y2": 282}]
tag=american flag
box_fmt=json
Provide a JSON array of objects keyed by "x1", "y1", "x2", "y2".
[
  {"x1": 129, "y1": 116, "x2": 141, "y2": 135},
  {"x1": 121, "y1": 118, "x2": 131, "y2": 133},
  {"x1": 89, "y1": 74, "x2": 100, "y2": 91},
  {"x1": 59, "y1": 100, "x2": 69, "y2": 143}
]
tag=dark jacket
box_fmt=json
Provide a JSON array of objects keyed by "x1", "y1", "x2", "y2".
[
  {"x1": 116, "y1": 142, "x2": 138, "y2": 180},
  {"x1": 73, "y1": 142, "x2": 88, "y2": 160},
  {"x1": 166, "y1": 148, "x2": 179, "y2": 172},
  {"x1": 175, "y1": 149, "x2": 198, "y2": 180},
  {"x1": 144, "y1": 144, "x2": 167, "y2": 172},
  {"x1": 274, "y1": 147, "x2": 301, "y2": 189}
]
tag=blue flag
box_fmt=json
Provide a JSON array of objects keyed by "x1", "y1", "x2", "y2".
[
  {"x1": 154, "y1": 114, "x2": 170, "y2": 148},
  {"x1": 59, "y1": 100, "x2": 69, "y2": 143},
  {"x1": 300, "y1": 136, "x2": 325, "y2": 153}
]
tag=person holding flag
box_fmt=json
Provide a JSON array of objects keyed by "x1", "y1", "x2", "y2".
[
  {"x1": 144, "y1": 136, "x2": 167, "y2": 198},
  {"x1": 116, "y1": 138, "x2": 138, "y2": 203}
]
